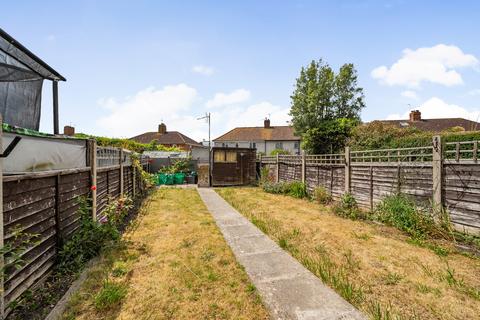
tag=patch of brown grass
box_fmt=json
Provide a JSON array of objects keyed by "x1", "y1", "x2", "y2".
[
  {"x1": 62, "y1": 188, "x2": 268, "y2": 320},
  {"x1": 216, "y1": 187, "x2": 480, "y2": 320}
]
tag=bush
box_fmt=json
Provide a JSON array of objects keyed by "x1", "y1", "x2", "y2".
[
  {"x1": 313, "y1": 186, "x2": 332, "y2": 204},
  {"x1": 262, "y1": 181, "x2": 308, "y2": 199},
  {"x1": 57, "y1": 197, "x2": 132, "y2": 274},
  {"x1": 288, "y1": 182, "x2": 308, "y2": 199},
  {"x1": 270, "y1": 148, "x2": 290, "y2": 156},
  {"x1": 159, "y1": 158, "x2": 191, "y2": 174},
  {"x1": 334, "y1": 193, "x2": 359, "y2": 219},
  {"x1": 259, "y1": 167, "x2": 271, "y2": 186},
  {"x1": 374, "y1": 194, "x2": 450, "y2": 240}
]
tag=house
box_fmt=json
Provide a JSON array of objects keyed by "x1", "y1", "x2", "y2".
[
  {"x1": 213, "y1": 119, "x2": 301, "y2": 155},
  {"x1": 130, "y1": 123, "x2": 203, "y2": 151},
  {"x1": 379, "y1": 110, "x2": 480, "y2": 132}
]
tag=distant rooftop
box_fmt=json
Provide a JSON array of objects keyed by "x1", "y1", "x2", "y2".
[
  {"x1": 130, "y1": 123, "x2": 202, "y2": 146},
  {"x1": 214, "y1": 119, "x2": 300, "y2": 142},
  {"x1": 378, "y1": 110, "x2": 480, "y2": 132}
]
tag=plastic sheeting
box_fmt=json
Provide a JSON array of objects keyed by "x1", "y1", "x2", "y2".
[
  {"x1": 0, "y1": 28, "x2": 65, "y2": 130},
  {"x1": 2, "y1": 132, "x2": 87, "y2": 173}
]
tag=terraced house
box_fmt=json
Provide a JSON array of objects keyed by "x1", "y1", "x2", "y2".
[{"x1": 213, "y1": 118, "x2": 301, "y2": 154}]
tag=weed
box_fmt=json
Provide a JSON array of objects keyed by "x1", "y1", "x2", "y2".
[
  {"x1": 352, "y1": 232, "x2": 372, "y2": 241},
  {"x1": 313, "y1": 186, "x2": 332, "y2": 204},
  {"x1": 262, "y1": 181, "x2": 308, "y2": 199},
  {"x1": 246, "y1": 283, "x2": 256, "y2": 294},
  {"x1": 200, "y1": 250, "x2": 215, "y2": 262},
  {"x1": 278, "y1": 237, "x2": 289, "y2": 249},
  {"x1": 334, "y1": 193, "x2": 359, "y2": 219},
  {"x1": 111, "y1": 261, "x2": 129, "y2": 277},
  {"x1": 94, "y1": 280, "x2": 127, "y2": 310},
  {"x1": 384, "y1": 272, "x2": 403, "y2": 285},
  {"x1": 287, "y1": 182, "x2": 308, "y2": 198}
]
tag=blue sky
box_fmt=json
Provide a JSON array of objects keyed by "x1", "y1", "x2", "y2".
[{"x1": 2, "y1": 0, "x2": 480, "y2": 141}]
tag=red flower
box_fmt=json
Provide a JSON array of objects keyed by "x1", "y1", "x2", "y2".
[{"x1": 91, "y1": 185, "x2": 97, "y2": 191}]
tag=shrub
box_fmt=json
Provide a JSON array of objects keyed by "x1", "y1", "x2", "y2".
[
  {"x1": 288, "y1": 182, "x2": 308, "y2": 199},
  {"x1": 313, "y1": 186, "x2": 332, "y2": 204},
  {"x1": 57, "y1": 196, "x2": 132, "y2": 274},
  {"x1": 270, "y1": 148, "x2": 290, "y2": 156},
  {"x1": 259, "y1": 166, "x2": 271, "y2": 187},
  {"x1": 334, "y1": 193, "x2": 359, "y2": 219},
  {"x1": 262, "y1": 181, "x2": 308, "y2": 198},
  {"x1": 374, "y1": 193, "x2": 452, "y2": 240}
]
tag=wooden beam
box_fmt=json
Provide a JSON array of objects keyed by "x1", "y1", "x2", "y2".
[
  {"x1": 119, "y1": 149, "x2": 124, "y2": 196},
  {"x1": 344, "y1": 146, "x2": 351, "y2": 193},
  {"x1": 88, "y1": 140, "x2": 97, "y2": 220},
  {"x1": 432, "y1": 135, "x2": 443, "y2": 208},
  {"x1": 53, "y1": 80, "x2": 59, "y2": 135}
]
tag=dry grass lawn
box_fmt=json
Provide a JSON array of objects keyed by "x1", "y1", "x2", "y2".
[
  {"x1": 61, "y1": 188, "x2": 268, "y2": 320},
  {"x1": 216, "y1": 187, "x2": 480, "y2": 320}
]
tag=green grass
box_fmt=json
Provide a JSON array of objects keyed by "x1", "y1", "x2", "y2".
[{"x1": 94, "y1": 280, "x2": 128, "y2": 310}]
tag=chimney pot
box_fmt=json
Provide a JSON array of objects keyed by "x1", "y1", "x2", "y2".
[
  {"x1": 63, "y1": 125, "x2": 75, "y2": 136},
  {"x1": 409, "y1": 110, "x2": 421, "y2": 122},
  {"x1": 264, "y1": 118, "x2": 271, "y2": 128},
  {"x1": 158, "y1": 123, "x2": 167, "y2": 134}
]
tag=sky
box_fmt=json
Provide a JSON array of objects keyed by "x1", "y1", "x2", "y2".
[{"x1": 2, "y1": 0, "x2": 480, "y2": 141}]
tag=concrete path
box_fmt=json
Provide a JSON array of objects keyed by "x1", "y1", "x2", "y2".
[{"x1": 197, "y1": 188, "x2": 366, "y2": 320}]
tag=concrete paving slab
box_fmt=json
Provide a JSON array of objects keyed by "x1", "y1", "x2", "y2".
[{"x1": 198, "y1": 188, "x2": 366, "y2": 320}]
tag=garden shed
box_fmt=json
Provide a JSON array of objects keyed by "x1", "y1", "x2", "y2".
[{"x1": 211, "y1": 147, "x2": 256, "y2": 186}]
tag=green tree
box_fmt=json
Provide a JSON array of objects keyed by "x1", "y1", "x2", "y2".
[{"x1": 289, "y1": 59, "x2": 365, "y2": 153}]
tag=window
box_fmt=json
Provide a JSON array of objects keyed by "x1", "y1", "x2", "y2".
[
  {"x1": 235, "y1": 143, "x2": 239, "y2": 148},
  {"x1": 214, "y1": 151, "x2": 225, "y2": 163},
  {"x1": 222, "y1": 143, "x2": 225, "y2": 147},
  {"x1": 275, "y1": 142, "x2": 283, "y2": 150},
  {"x1": 294, "y1": 141, "x2": 299, "y2": 149},
  {"x1": 250, "y1": 142, "x2": 256, "y2": 149},
  {"x1": 226, "y1": 151, "x2": 237, "y2": 162},
  {"x1": 214, "y1": 150, "x2": 237, "y2": 163}
]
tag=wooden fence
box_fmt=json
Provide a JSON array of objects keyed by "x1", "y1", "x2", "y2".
[
  {"x1": 258, "y1": 136, "x2": 480, "y2": 236},
  {"x1": 1, "y1": 139, "x2": 147, "y2": 317}
]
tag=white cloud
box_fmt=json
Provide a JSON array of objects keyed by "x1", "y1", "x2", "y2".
[
  {"x1": 206, "y1": 89, "x2": 251, "y2": 108},
  {"x1": 371, "y1": 44, "x2": 479, "y2": 88},
  {"x1": 468, "y1": 89, "x2": 480, "y2": 96},
  {"x1": 97, "y1": 84, "x2": 199, "y2": 138},
  {"x1": 401, "y1": 90, "x2": 419, "y2": 100},
  {"x1": 192, "y1": 65, "x2": 214, "y2": 76},
  {"x1": 386, "y1": 97, "x2": 480, "y2": 121},
  {"x1": 95, "y1": 85, "x2": 290, "y2": 142}
]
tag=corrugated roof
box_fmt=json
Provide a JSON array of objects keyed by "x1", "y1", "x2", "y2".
[
  {"x1": 214, "y1": 126, "x2": 300, "y2": 141},
  {"x1": 130, "y1": 131, "x2": 202, "y2": 146},
  {"x1": 378, "y1": 118, "x2": 480, "y2": 132}
]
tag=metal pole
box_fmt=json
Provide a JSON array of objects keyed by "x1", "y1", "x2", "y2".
[
  {"x1": 208, "y1": 112, "x2": 211, "y2": 187},
  {"x1": 53, "y1": 80, "x2": 59, "y2": 135}
]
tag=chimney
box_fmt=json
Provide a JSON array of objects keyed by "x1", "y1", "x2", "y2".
[
  {"x1": 63, "y1": 125, "x2": 75, "y2": 136},
  {"x1": 264, "y1": 118, "x2": 271, "y2": 128},
  {"x1": 158, "y1": 123, "x2": 167, "y2": 134},
  {"x1": 409, "y1": 110, "x2": 421, "y2": 122}
]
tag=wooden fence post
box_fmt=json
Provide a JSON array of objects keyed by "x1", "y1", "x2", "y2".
[
  {"x1": 301, "y1": 151, "x2": 306, "y2": 184},
  {"x1": 344, "y1": 146, "x2": 351, "y2": 193},
  {"x1": 132, "y1": 165, "x2": 136, "y2": 197},
  {"x1": 369, "y1": 166, "x2": 374, "y2": 211},
  {"x1": 276, "y1": 153, "x2": 280, "y2": 183},
  {"x1": 432, "y1": 135, "x2": 443, "y2": 208},
  {"x1": 88, "y1": 139, "x2": 97, "y2": 221},
  {"x1": 0, "y1": 115, "x2": 4, "y2": 318},
  {"x1": 119, "y1": 149, "x2": 124, "y2": 197}
]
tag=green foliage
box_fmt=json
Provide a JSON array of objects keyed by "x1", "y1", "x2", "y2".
[
  {"x1": 1, "y1": 228, "x2": 39, "y2": 277},
  {"x1": 75, "y1": 133, "x2": 180, "y2": 153},
  {"x1": 348, "y1": 121, "x2": 480, "y2": 150},
  {"x1": 94, "y1": 280, "x2": 127, "y2": 310},
  {"x1": 57, "y1": 197, "x2": 132, "y2": 274},
  {"x1": 302, "y1": 118, "x2": 359, "y2": 154},
  {"x1": 269, "y1": 148, "x2": 290, "y2": 155},
  {"x1": 262, "y1": 181, "x2": 308, "y2": 198},
  {"x1": 334, "y1": 193, "x2": 359, "y2": 219},
  {"x1": 289, "y1": 59, "x2": 365, "y2": 153},
  {"x1": 313, "y1": 186, "x2": 332, "y2": 204},
  {"x1": 259, "y1": 167, "x2": 272, "y2": 186},
  {"x1": 374, "y1": 194, "x2": 452, "y2": 240},
  {"x1": 158, "y1": 158, "x2": 191, "y2": 174}
]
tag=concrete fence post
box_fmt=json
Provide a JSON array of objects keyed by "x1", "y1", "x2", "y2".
[
  {"x1": 344, "y1": 146, "x2": 351, "y2": 193},
  {"x1": 88, "y1": 139, "x2": 97, "y2": 220},
  {"x1": 0, "y1": 115, "x2": 4, "y2": 318},
  {"x1": 301, "y1": 151, "x2": 306, "y2": 184},
  {"x1": 132, "y1": 165, "x2": 136, "y2": 197},
  {"x1": 119, "y1": 149, "x2": 124, "y2": 196},
  {"x1": 432, "y1": 135, "x2": 443, "y2": 209},
  {"x1": 276, "y1": 153, "x2": 280, "y2": 183}
]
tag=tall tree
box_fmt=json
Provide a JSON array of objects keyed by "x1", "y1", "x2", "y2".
[{"x1": 289, "y1": 59, "x2": 365, "y2": 153}]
